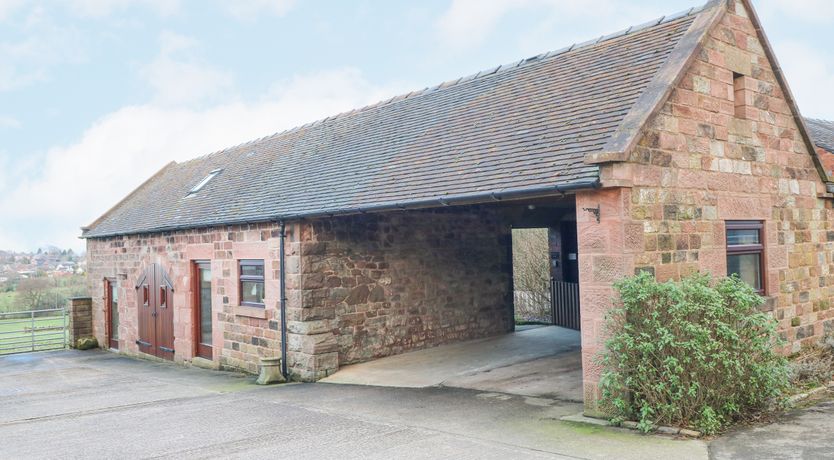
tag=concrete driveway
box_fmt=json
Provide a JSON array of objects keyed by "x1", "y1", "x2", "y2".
[
  {"x1": 322, "y1": 325, "x2": 584, "y2": 402},
  {"x1": 0, "y1": 349, "x2": 710, "y2": 459},
  {"x1": 710, "y1": 397, "x2": 834, "y2": 459}
]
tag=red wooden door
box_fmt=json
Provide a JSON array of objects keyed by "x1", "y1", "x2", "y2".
[
  {"x1": 137, "y1": 272, "x2": 153, "y2": 355},
  {"x1": 104, "y1": 279, "x2": 119, "y2": 350},
  {"x1": 193, "y1": 261, "x2": 213, "y2": 360},
  {"x1": 136, "y1": 263, "x2": 175, "y2": 360}
]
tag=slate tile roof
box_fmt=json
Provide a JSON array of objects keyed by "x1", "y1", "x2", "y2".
[
  {"x1": 83, "y1": 6, "x2": 706, "y2": 238},
  {"x1": 807, "y1": 118, "x2": 834, "y2": 181},
  {"x1": 806, "y1": 118, "x2": 834, "y2": 154}
]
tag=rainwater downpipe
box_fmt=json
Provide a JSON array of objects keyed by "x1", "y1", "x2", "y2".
[{"x1": 279, "y1": 220, "x2": 288, "y2": 379}]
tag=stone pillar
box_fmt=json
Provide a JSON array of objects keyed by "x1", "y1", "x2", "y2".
[
  {"x1": 575, "y1": 188, "x2": 635, "y2": 417},
  {"x1": 285, "y1": 222, "x2": 340, "y2": 381},
  {"x1": 68, "y1": 297, "x2": 94, "y2": 348}
]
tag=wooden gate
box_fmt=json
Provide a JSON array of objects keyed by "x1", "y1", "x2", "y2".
[{"x1": 136, "y1": 263, "x2": 175, "y2": 360}]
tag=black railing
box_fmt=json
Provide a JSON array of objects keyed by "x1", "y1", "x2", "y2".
[{"x1": 550, "y1": 279, "x2": 580, "y2": 330}]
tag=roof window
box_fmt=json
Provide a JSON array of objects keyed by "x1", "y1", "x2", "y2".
[{"x1": 187, "y1": 169, "x2": 222, "y2": 196}]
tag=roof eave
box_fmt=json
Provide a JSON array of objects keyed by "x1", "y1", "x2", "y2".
[{"x1": 81, "y1": 178, "x2": 601, "y2": 240}]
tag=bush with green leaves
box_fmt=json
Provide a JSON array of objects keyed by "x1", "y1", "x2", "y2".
[{"x1": 600, "y1": 272, "x2": 789, "y2": 434}]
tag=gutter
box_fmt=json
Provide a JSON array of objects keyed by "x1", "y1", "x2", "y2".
[
  {"x1": 287, "y1": 179, "x2": 601, "y2": 220},
  {"x1": 278, "y1": 221, "x2": 288, "y2": 379},
  {"x1": 81, "y1": 179, "x2": 602, "y2": 239}
]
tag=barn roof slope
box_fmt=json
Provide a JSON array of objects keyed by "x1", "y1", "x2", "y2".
[
  {"x1": 807, "y1": 118, "x2": 834, "y2": 154},
  {"x1": 83, "y1": 3, "x2": 717, "y2": 238}
]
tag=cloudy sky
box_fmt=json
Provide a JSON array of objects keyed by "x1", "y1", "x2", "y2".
[{"x1": 0, "y1": 0, "x2": 832, "y2": 252}]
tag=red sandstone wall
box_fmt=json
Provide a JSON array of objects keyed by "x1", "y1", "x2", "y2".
[
  {"x1": 579, "y1": 1, "x2": 834, "y2": 413},
  {"x1": 86, "y1": 223, "x2": 286, "y2": 374}
]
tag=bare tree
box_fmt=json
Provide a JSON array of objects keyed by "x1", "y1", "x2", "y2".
[
  {"x1": 16, "y1": 277, "x2": 51, "y2": 311},
  {"x1": 512, "y1": 228, "x2": 551, "y2": 322}
]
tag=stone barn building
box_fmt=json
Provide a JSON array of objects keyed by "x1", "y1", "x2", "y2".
[{"x1": 83, "y1": 0, "x2": 834, "y2": 414}]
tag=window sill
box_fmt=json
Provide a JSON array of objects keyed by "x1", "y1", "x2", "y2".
[{"x1": 234, "y1": 305, "x2": 267, "y2": 319}]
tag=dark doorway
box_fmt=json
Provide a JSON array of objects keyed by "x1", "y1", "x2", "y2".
[
  {"x1": 136, "y1": 263, "x2": 175, "y2": 360},
  {"x1": 560, "y1": 221, "x2": 579, "y2": 284},
  {"x1": 193, "y1": 261, "x2": 213, "y2": 360}
]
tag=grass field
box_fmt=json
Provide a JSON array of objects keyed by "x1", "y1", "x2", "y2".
[
  {"x1": 0, "y1": 291, "x2": 15, "y2": 312},
  {"x1": 0, "y1": 314, "x2": 68, "y2": 355}
]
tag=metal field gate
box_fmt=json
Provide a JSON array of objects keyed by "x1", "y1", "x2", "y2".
[
  {"x1": 550, "y1": 279, "x2": 580, "y2": 330},
  {"x1": 0, "y1": 307, "x2": 68, "y2": 355}
]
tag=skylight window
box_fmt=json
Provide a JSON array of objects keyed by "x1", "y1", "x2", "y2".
[{"x1": 187, "y1": 169, "x2": 222, "y2": 196}]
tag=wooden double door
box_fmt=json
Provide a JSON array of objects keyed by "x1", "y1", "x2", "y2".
[{"x1": 136, "y1": 263, "x2": 175, "y2": 360}]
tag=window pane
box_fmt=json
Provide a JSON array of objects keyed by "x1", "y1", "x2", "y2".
[
  {"x1": 241, "y1": 280, "x2": 265, "y2": 305},
  {"x1": 727, "y1": 228, "x2": 760, "y2": 246},
  {"x1": 727, "y1": 253, "x2": 761, "y2": 290},
  {"x1": 110, "y1": 284, "x2": 119, "y2": 340},
  {"x1": 240, "y1": 263, "x2": 264, "y2": 278},
  {"x1": 200, "y1": 268, "x2": 212, "y2": 345}
]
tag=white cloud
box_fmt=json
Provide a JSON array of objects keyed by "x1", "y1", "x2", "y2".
[
  {"x1": 0, "y1": 63, "x2": 41, "y2": 91},
  {"x1": 0, "y1": 0, "x2": 25, "y2": 20},
  {"x1": 0, "y1": 68, "x2": 410, "y2": 251},
  {"x1": 141, "y1": 32, "x2": 235, "y2": 106},
  {"x1": 0, "y1": 115, "x2": 21, "y2": 128},
  {"x1": 435, "y1": 0, "x2": 520, "y2": 50},
  {"x1": 225, "y1": 0, "x2": 295, "y2": 21},
  {"x1": 770, "y1": 40, "x2": 834, "y2": 120},
  {"x1": 0, "y1": 7, "x2": 88, "y2": 92},
  {"x1": 66, "y1": 0, "x2": 181, "y2": 18}
]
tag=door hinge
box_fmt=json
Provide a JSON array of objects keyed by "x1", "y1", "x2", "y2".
[{"x1": 159, "y1": 346, "x2": 174, "y2": 353}]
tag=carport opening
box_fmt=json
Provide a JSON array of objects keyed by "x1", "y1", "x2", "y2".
[
  {"x1": 498, "y1": 199, "x2": 583, "y2": 402},
  {"x1": 321, "y1": 198, "x2": 586, "y2": 403}
]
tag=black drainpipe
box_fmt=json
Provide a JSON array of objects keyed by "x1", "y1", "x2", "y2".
[{"x1": 279, "y1": 221, "x2": 288, "y2": 379}]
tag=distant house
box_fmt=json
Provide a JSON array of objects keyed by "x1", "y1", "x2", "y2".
[
  {"x1": 54, "y1": 263, "x2": 76, "y2": 274},
  {"x1": 81, "y1": 0, "x2": 834, "y2": 414}
]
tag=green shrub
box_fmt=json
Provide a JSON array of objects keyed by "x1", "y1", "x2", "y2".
[{"x1": 600, "y1": 272, "x2": 789, "y2": 434}]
